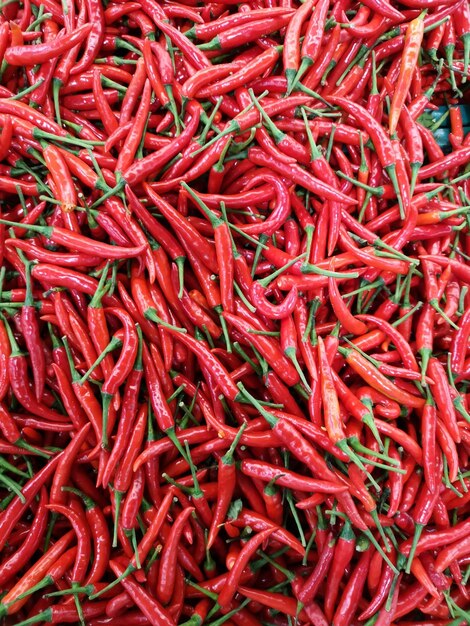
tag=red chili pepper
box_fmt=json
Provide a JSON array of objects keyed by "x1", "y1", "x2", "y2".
[
  {"x1": 389, "y1": 12, "x2": 425, "y2": 134},
  {"x1": 298, "y1": 532, "x2": 335, "y2": 603},
  {"x1": 50, "y1": 424, "x2": 91, "y2": 507},
  {"x1": 248, "y1": 147, "x2": 356, "y2": 206},
  {"x1": 339, "y1": 343, "x2": 424, "y2": 409},
  {"x1": 0, "y1": 487, "x2": 48, "y2": 588},
  {"x1": 218, "y1": 527, "x2": 276, "y2": 610},
  {"x1": 5, "y1": 24, "x2": 92, "y2": 66},
  {"x1": 157, "y1": 506, "x2": 195, "y2": 605},
  {"x1": 0, "y1": 530, "x2": 74, "y2": 617},
  {"x1": 199, "y1": 15, "x2": 293, "y2": 52},
  {"x1": 109, "y1": 559, "x2": 174, "y2": 626},
  {"x1": 198, "y1": 48, "x2": 279, "y2": 98}
]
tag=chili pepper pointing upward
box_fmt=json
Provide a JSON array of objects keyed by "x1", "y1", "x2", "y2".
[{"x1": 389, "y1": 12, "x2": 426, "y2": 135}]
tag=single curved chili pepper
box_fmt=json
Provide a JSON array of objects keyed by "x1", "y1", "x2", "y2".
[
  {"x1": 0, "y1": 487, "x2": 48, "y2": 587},
  {"x1": 189, "y1": 7, "x2": 293, "y2": 40},
  {"x1": 100, "y1": 308, "x2": 138, "y2": 448},
  {"x1": 70, "y1": 0, "x2": 105, "y2": 75},
  {"x1": 5, "y1": 24, "x2": 92, "y2": 66},
  {"x1": 50, "y1": 424, "x2": 91, "y2": 506},
  {"x1": 206, "y1": 424, "x2": 246, "y2": 550},
  {"x1": 115, "y1": 55, "x2": 147, "y2": 127},
  {"x1": 298, "y1": 532, "x2": 335, "y2": 603},
  {"x1": 240, "y1": 588, "x2": 305, "y2": 621},
  {"x1": 102, "y1": 334, "x2": 143, "y2": 486},
  {"x1": 0, "y1": 219, "x2": 144, "y2": 259},
  {"x1": 415, "y1": 302, "x2": 435, "y2": 384},
  {"x1": 111, "y1": 403, "x2": 147, "y2": 548},
  {"x1": 359, "y1": 548, "x2": 398, "y2": 620},
  {"x1": 329, "y1": 272, "x2": 368, "y2": 336},
  {"x1": 199, "y1": 14, "x2": 293, "y2": 52},
  {"x1": 156, "y1": 506, "x2": 195, "y2": 605},
  {"x1": 421, "y1": 392, "x2": 438, "y2": 493},
  {"x1": 323, "y1": 520, "x2": 356, "y2": 621},
  {"x1": 6, "y1": 238, "x2": 101, "y2": 267},
  {"x1": 15, "y1": 256, "x2": 46, "y2": 402},
  {"x1": 46, "y1": 501, "x2": 91, "y2": 584},
  {"x1": 419, "y1": 145, "x2": 470, "y2": 180},
  {"x1": 91, "y1": 69, "x2": 119, "y2": 136},
  {"x1": 217, "y1": 527, "x2": 276, "y2": 610},
  {"x1": 406, "y1": 455, "x2": 443, "y2": 573},
  {"x1": 293, "y1": 0, "x2": 330, "y2": 89},
  {"x1": 241, "y1": 458, "x2": 347, "y2": 495},
  {"x1": 139, "y1": 39, "x2": 168, "y2": 109},
  {"x1": 116, "y1": 80, "x2": 151, "y2": 174},
  {"x1": 332, "y1": 546, "x2": 373, "y2": 626},
  {"x1": 121, "y1": 464, "x2": 146, "y2": 547},
  {"x1": 107, "y1": 559, "x2": 174, "y2": 626},
  {"x1": 429, "y1": 357, "x2": 460, "y2": 442},
  {"x1": 60, "y1": 336, "x2": 104, "y2": 445},
  {"x1": 154, "y1": 17, "x2": 210, "y2": 70}
]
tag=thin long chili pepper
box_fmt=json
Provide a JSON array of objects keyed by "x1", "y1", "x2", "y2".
[
  {"x1": 389, "y1": 12, "x2": 426, "y2": 134},
  {"x1": 0, "y1": 220, "x2": 145, "y2": 259},
  {"x1": 109, "y1": 559, "x2": 175, "y2": 626},
  {"x1": 323, "y1": 520, "x2": 356, "y2": 621},
  {"x1": 5, "y1": 24, "x2": 92, "y2": 66},
  {"x1": 2, "y1": 315, "x2": 65, "y2": 423},
  {"x1": 71, "y1": 0, "x2": 105, "y2": 75},
  {"x1": 0, "y1": 487, "x2": 48, "y2": 587},
  {"x1": 0, "y1": 530, "x2": 74, "y2": 617},
  {"x1": 157, "y1": 506, "x2": 195, "y2": 605},
  {"x1": 248, "y1": 147, "x2": 357, "y2": 205},
  {"x1": 217, "y1": 527, "x2": 276, "y2": 610},
  {"x1": 143, "y1": 182, "x2": 217, "y2": 273},
  {"x1": 206, "y1": 424, "x2": 246, "y2": 550},
  {"x1": 50, "y1": 423, "x2": 91, "y2": 506},
  {"x1": 293, "y1": 0, "x2": 330, "y2": 88},
  {"x1": 338, "y1": 345, "x2": 424, "y2": 409}
]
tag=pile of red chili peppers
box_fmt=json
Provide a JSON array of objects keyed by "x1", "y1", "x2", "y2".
[{"x1": 0, "y1": 0, "x2": 469, "y2": 624}]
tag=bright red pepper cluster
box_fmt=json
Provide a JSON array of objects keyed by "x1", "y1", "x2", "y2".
[{"x1": 0, "y1": 0, "x2": 469, "y2": 624}]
